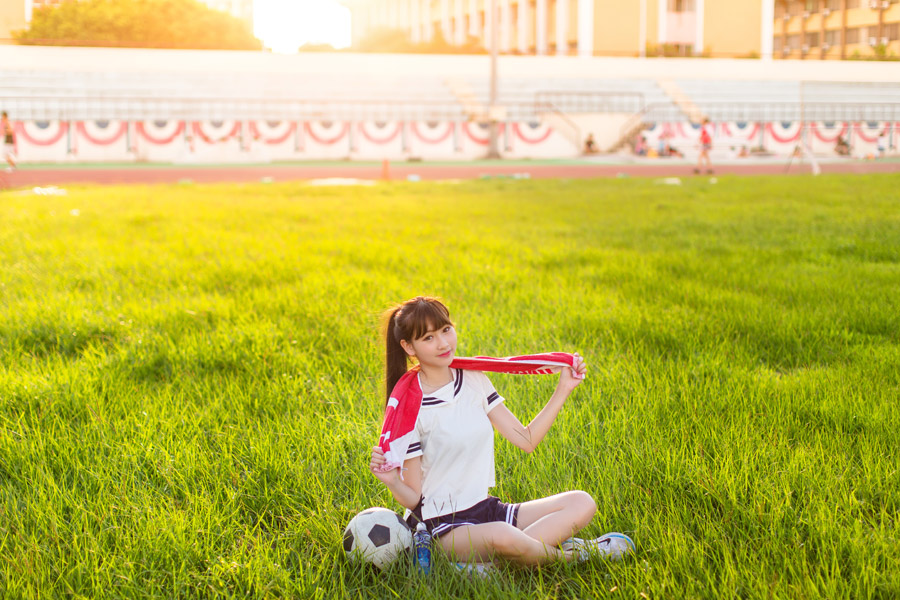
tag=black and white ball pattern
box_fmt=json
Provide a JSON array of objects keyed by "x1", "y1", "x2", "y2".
[{"x1": 343, "y1": 507, "x2": 413, "y2": 569}]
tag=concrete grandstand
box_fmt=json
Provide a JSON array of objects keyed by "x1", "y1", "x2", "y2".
[{"x1": 1, "y1": 45, "x2": 899, "y2": 164}]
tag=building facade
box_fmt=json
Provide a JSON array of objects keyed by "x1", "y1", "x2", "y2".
[
  {"x1": 774, "y1": 0, "x2": 900, "y2": 59},
  {"x1": 340, "y1": 0, "x2": 769, "y2": 58},
  {"x1": 341, "y1": 0, "x2": 900, "y2": 59}
]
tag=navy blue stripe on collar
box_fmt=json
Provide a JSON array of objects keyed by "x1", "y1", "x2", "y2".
[{"x1": 453, "y1": 369, "x2": 464, "y2": 397}]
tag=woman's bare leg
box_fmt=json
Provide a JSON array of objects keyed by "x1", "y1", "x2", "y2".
[
  {"x1": 516, "y1": 490, "x2": 597, "y2": 547},
  {"x1": 438, "y1": 522, "x2": 578, "y2": 566},
  {"x1": 436, "y1": 491, "x2": 596, "y2": 566}
]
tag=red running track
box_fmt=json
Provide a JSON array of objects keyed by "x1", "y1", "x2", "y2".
[{"x1": 1, "y1": 160, "x2": 898, "y2": 188}]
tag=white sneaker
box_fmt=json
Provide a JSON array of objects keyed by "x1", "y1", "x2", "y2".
[
  {"x1": 453, "y1": 561, "x2": 496, "y2": 579},
  {"x1": 561, "y1": 533, "x2": 635, "y2": 562}
]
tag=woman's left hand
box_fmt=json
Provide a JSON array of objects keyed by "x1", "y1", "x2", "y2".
[{"x1": 558, "y1": 352, "x2": 586, "y2": 393}]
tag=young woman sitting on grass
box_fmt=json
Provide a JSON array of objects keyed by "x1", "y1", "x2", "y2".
[{"x1": 369, "y1": 296, "x2": 634, "y2": 568}]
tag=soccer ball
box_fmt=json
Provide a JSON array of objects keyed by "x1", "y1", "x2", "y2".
[{"x1": 342, "y1": 507, "x2": 413, "y2": 569}]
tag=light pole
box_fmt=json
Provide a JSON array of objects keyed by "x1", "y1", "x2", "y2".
[{"x1": 487, "y1": 0, "x2": 501, "y2": 159}]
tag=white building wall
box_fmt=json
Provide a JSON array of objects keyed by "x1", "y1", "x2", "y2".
[
  {"x1": 536, "y1": 0, "x2": 547, "y2": 55},
  {"x1": 411, "y1": 0, "x2": 422, "y2": 43},
  {"x1": 761, "y1": 0, "x2": 774, "y2": 60},
  {"x1": 694, "y1": 0, "x2": 704, "y2": 54},
  {"x1": 555, "y1": 0, "x2": 568, "y2": 55},
  {"x1": 469, "y1": 0, "x2": 479, "y2": 36},
  {"x1": 657, "y1": 0, "x2": 667, "y2": 46},
  {"x1": 422, "y1": 0, "x2": 432, "y2": 41},
  {"x1": 517, "y1": 0, "x2": 530, "y2": 54},
  {"x1": 577, "y1": 0, "x2": 593, "y2": 57},
  {"x1": 501, "y1": 0, "x2": 512, "y2": 52},
  {"x1": 454, "y1": 0, "x2": 466, "y2": 44},
  {"x1": 441, "y1": 0, "x2": 451, "y2": 40}
]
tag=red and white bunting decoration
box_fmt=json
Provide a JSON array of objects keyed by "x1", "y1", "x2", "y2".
[
  {"x1": 720, "y1": 122, "x2": 760, "y2": 141},
  {"x1": 305, "y1": 121, "x2": 350, "y2": 145},
  {"x1": 672, "y1": 122, "x2": 694, "y2": 139},
  {"x1": 358, "y1": 121, "x2": 403, "y2": 145},
  {"x1": 249, "y1": 120, "x2": 296, "y2": 145},
  {"x1": 17, "y1": 121, "x2": 69, "y2": 146},
  {"x1": 811, "y1": 122, "x2": 849, "y2": 143},
  {"x1": 76, "y1": 120, "x2": 127, "y2": 146},
  {"x1": 513, "y1": 121, "x2": 553, "y2": 145},
  {"x1": 766, "y1": 121, "x2": 802, "y2": 143},
  {"x1": 137, "y1": 120, "x2": 185, "y2": 145},
  {"x1": 658, "y1": 122, "x2": 677, "y2": 139},
  {"x1": 410, "y1": 121, "x2": 454, "y2": 145},
  {"x1": 193, "y1": 121, "x2": 240, "y2": 144},
  {"x1": 463, "y1": 121, "x2": 506, "y2": 145},
  {"x1": 852, "y1": 122, "x2": 886, "y2": 143}
]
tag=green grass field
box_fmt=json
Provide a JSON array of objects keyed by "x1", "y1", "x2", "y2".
[{"x1": 1, "y1": 175, "x2": 899, "y2": 599}]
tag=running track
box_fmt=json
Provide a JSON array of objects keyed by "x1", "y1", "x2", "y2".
[{"x1": 2, "y1": 159, "x2": 898, "y2": 187}]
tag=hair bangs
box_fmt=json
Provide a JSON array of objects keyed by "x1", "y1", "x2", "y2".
[{"x1": 405, "y1": 298, "x2": 453, "y2": 341}]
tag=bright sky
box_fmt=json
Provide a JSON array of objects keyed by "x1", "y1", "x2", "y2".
[{"x1": 254, "y1": 0, "x2": 352, "y2": 53}]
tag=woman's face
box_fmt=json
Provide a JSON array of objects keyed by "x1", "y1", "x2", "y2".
[{"x1": 401, "y1": 324, "x2": 457, "y2": 368}]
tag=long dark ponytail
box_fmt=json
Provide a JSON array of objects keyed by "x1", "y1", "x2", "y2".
[{"x1": 382, "y1": 296, "x2": 453, "y2": 404}]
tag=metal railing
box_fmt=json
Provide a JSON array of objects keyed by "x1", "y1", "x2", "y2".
[
  {"x1": 534, "y1": 91, "x2": 646, "y2": 115},
  {"x1": 640, "y1": 101, "x2": 900, "y2": 123},
  {"x1": 0, "y1": 96, "x2": 473, "y2": 122},
  {"x1": 3, "y1": 94, "x2": 899, "y2": 135}
]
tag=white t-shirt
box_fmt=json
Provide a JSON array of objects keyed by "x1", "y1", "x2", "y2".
[{"x1": 404, "y1": 369, "x2": 505, "y2": 520}]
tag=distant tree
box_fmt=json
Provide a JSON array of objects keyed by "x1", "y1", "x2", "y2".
[
  {"x1": 355, "y1": 27, "x2": 486, "y2": 54},
  {"x1": 298, "y1": 42, "x2": 340, "y2": 53},
  {"x1": 14, "y1": 0, "x2": 261, "y2": 50}
]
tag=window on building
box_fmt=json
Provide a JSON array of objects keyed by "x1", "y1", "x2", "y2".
[
  {"x1": 774, "y1": 36, "x2": 783, "y2": 51},
  {"x1": 826, "y1": 0, "x2": 841, "y2": 10},
  {"x1": 805, "y1": 0, "x2": 818, "y2": 13},
  {"x1": 787, "y1": 33, "x2": 801, "y2": 48},
  {"x1": 886, "y1": 23, "x2": 900, "y2": 40},
  {"x1": 805, "y1": 31, "x2": 820, "y2": 46},
  {"x1": 775, "y1": 2, "x2": 785, "y2": 18},
  {"x1": 845, "y1": 0, "x2": 860, "y2": 8},
  {"x1": 667, "y1": 0, "x2": 696, "y2": 12},
  {"x1": 825, "y1": 29, "x2": 842, "y2": 45},
  {"x1": 789, "y1": 1, "x2": 803, "y2": 16},
  {"x1": 845, "y1": 27, "x2": 860, "y2": 43}
]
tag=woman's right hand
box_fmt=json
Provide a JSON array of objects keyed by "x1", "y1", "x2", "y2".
[{"x1": 369, "y1": 446, "x2": 399, "y2": 485}]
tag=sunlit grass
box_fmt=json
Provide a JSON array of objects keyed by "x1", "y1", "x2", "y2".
[{"x1": 1, "y1": 175, "x2": 898, "y2": 599}]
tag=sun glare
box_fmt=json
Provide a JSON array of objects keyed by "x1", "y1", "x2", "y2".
[{"x1": 254, "y1": 0, "x2": 352, "y2": 53}]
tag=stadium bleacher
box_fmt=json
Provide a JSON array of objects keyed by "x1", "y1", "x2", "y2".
[
  {"x1": 2, "y1": 46, "x2": 899, "y2": 161},
  {"x1": 674, "y1": 79, "x2": 900, "y2": 122},
  {"x1": 0, "y1": 68, "x2": 464, "y2": 121}
]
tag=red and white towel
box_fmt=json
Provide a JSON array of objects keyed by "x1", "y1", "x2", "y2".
[{"x1": 376, "y1": 353, "x2": 583, "y2": 473}]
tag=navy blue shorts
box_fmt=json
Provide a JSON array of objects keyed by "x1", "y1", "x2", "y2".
[{"x1": 406, "y1": 496, "x2": 521, "y2": 539}]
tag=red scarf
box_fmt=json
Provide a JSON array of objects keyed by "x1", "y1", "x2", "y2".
[{"x1": 376, "y1": 353, "x2": 582, "y2": 473}]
